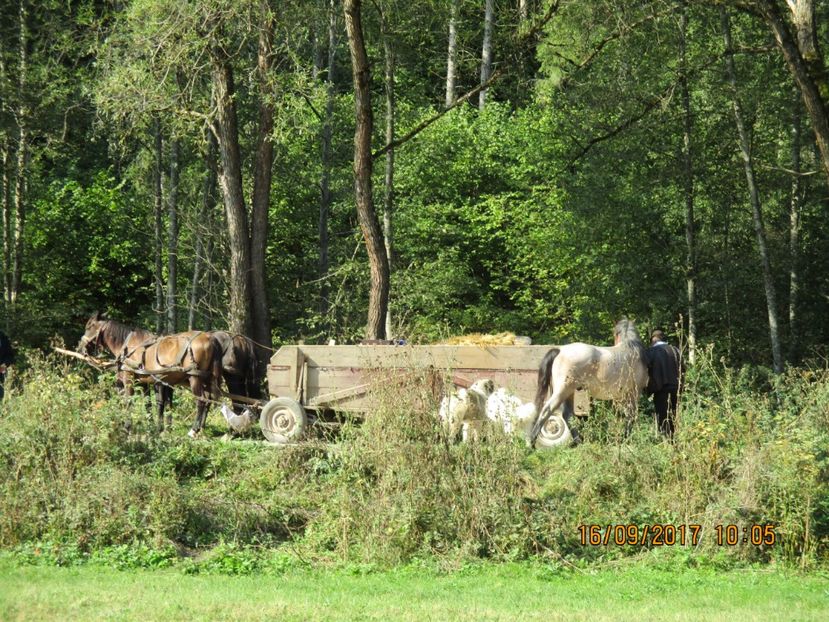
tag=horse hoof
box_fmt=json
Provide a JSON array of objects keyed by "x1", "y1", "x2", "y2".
[{"x1": 187, "y1": 429, "x2": 199, "y2": 439}]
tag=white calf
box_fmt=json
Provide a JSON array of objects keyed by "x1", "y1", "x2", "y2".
[
  {"x1": 485, "y1": 387, "x2": 538, "y2": 438},
  {"x1": 485, "y1": 386, "x2": 571, "y2": 449},
  {"x1": 438, "y1": 379, "x2": 493, "y2": 441}
]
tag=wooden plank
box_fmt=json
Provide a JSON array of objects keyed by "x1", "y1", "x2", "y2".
[
  {"x1": 292, "y1": 348, "x2": 305, "y2": 400},
  {"x1": 292, "y1": 345, "x2": 554, "y2": 371},
  {"x1": 307, "y1": 369, "x2": 420, "y2": 409},
  {"x1": 306, "y1": 381, "x2": 371, "y2": 408},
  {"x1": 267, "y1": 345, "x2": 591, "y2": 416}
]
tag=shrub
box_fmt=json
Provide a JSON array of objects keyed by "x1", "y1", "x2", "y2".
[{"x1": 1, "y1": 348, "x2": 827, "y2": 570}]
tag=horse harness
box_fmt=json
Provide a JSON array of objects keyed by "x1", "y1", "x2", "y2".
[{"x1": 119, "y1": 331, "x2": 211, "y2": 380}]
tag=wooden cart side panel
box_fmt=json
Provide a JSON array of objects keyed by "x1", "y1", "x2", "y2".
[
  {"x1": 281, "y1": 345, "x2": 553, "y2": 371},
  {"x1": 267, "y1": 345, "x2": 589, "y2": 415}
]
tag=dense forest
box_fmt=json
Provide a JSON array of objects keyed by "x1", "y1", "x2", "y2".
[{"x1": 1, "y1": 0, "x2": 828, "y2": 370}]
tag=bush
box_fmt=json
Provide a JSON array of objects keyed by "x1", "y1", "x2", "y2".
[{"x1": 1, "y1": 349, "x2": 827, "y2": 570}]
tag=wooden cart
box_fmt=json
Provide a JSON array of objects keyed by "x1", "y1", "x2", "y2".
[{"x1": 259, "y1": 344, "x2": 588, "y2": 445}]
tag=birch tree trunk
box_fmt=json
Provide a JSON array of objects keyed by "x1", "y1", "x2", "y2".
[
  {"x1": 11, "y1": 0, "x2": 28, "y2": 304},
  {"x1": 788, "y1": 88, "x2": 803, "y2": 365},
  {"x1": 166, "y1": 137, "x2": 180, "y2": 333},
  {"x1": 1, "y1": 140, "x2": 11, "y2": 304},
  {"x1": 519, "y1": 0, "x2": 528, "y2": 21},
  {"x1": 753, "y1": 0, "x2": 829, "y2": 185},
  {"x1": 344, "y1": 0, "x2": 390, "y2": 340},
  {"x1": 189, "y1": 129, "x2": 217, "y2": 330},
  {"x1": 153, "y1": 119, "x2": 164, "y2": 333},
  {"x1": 722, "y1": 8, "x2": 783, "y2": 374},
  {"x1": 445, "y1": 0, "x2": 459, "y2": 108},
  {"x1": 319, "y1": 0, "x2": 338, "y2": 315},
  {"x1": 479, "y1": 0, "x2": 494, "y2": 110},
  {"x1": 211, "y1": 38, "x2": 252, "y2": 338},
  {"x1": 383, "y1": 29, "x2": 395, "y2": 340},
  {"x1": 679, "y1": 3, "x2": 697, "y2": 364},
  {"x1": 721, "y1": 198, "x2": 734, "y2": 360},
  {"x1": 251, "y1": 0, "x2": 276, "y2": 356}
]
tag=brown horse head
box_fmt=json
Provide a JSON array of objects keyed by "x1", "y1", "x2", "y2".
[
  {"x1": 78, "y1": 313, "x2": 153, "y2": 358},
  {"x1": 78, "y1": 311, "x2": 106, "y2": 354}
]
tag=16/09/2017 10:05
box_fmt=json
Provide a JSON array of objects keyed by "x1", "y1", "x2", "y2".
[{"x1": 578, "y1": 524, "x2": 776, "y2": 547}]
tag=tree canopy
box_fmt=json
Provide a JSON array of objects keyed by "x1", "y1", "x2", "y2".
[{"x1": 1, "y1": 0, "x2": 828, "y2": 368}]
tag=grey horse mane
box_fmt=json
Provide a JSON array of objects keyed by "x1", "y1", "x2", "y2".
[{"x1": 614, "y1": 318, "x2": 646, "y2": 356}]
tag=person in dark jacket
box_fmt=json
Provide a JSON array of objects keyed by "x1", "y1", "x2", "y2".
[
  {"x1": 0, "y1": 330, "x2": 14, "y2": 400},
  {"x1": 646, "y1": 329, "x2": 681, "y2": 437}
]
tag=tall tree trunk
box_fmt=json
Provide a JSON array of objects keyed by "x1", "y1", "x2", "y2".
[
  {"x1": 722, "y1": 198, "x2": 734, "y2": 360},
  {"x1": 251, "y1": 0, "x2": 276, "y2": 356},
  {"x1": 344, "y1": 0, "x2": 390, "y2": 341},
  {"x1": 786, "y1": 0, "x2": 827, "y2": 95},
  {"x1": 445, "y1": 0, "x2": 459, "y2": 108},
  {"x1": 722, "y1": 8, "x2": 783, "y2": 374},
  {"x1": 153, "y1": 119, "x2": 164, "y2": 333},
  {"x1": 519, "y1": 0, "x2": 529, "y2": 21},
  {"x1": 382, "y1": 29, "x2": 395, "y2": 340},
  {"x1": 189, "y1": 129, "x2": 217, "y2": 330},
  {"x1": 788, "y1": 88, "x2": 803, "y2": 365},
  {"x1": 1, "y1": 139, "x2": 12, "y2": 304},
  {"x1": 211, "y1": 38, "x2": 252, "y2": 338},
  {"x1": 203, "y1": 176, "x2": 218, "y2": 330},
  {"x1": 319, "y1": 0, "x2": 337, "y2": 316},
  {"x1": 679, "y1": 3, "x2": 697, "y2": 364},
  {"x1": 166, "y1": 137, "x2": 180, "y2": 333},
  {"x1": 11, "y1": 0, "x2": 28, "y2": 304},
  {"x1": 479, "y1": 0, "x2": 494, "y2": 110},
  {"x1": 311, "y1": 2, "x2": 324, "y2": 81},
  {"x1": 754, "y1": 0, "x2": 829, "y2": 185}
]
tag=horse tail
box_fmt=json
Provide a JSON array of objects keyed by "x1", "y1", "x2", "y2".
[
  {"x1": 209, "y1": 334, "x2": 224, "y2": 401},
  {"x1": 534, "y1": 347, "x2": 560, "y2": 414},
  {"x1": 247, "y1": 337, "x2": 265, "y2": 400}
]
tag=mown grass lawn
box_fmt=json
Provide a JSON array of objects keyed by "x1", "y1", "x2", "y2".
[{"x1": 1, "y1": 559, "x2": 827, "y2": 621}]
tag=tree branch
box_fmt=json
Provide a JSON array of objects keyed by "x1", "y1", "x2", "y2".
[
  {"x1": 566, "y1": 95, "x2": 667, "y2": 169},
  {"x1": 372, "y1": 68, "x2": 503, "y2": 160},
  {"x1": 371, "y1": 0, "x2": 562, "y2": 160}
]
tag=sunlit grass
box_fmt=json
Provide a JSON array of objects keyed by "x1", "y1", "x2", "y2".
[{"x1": 1, "y1": 559, "x2": 827, "y2": 621}]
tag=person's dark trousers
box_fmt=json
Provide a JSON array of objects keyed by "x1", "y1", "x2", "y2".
[{"x1": 653, "y1": 385, "x2": 677, "y2": 437}]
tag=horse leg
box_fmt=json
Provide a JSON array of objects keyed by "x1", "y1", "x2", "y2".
[
  {"x1": 562, "y1": 396, "x2": 582, "y2": 445},
  {"x1": 187, "y1": 378, "x2": 209, "y2": 438},
  {"x1": 529, "y1": 389, "x2": 569, "y2": 446},
  {"x1": 163, "y1": 385, "x2": 173, "y2": 430},
  {"x1": 155, "y1": 384, "x2": 166, "y2": 433},
  {"x1": 227, "y1": 375, "x2": 245, "y2": 415},
  {"x1": 123, "y1": 374, "x2": 135, "y2": 398},
  {"x1": 622, "y1": 393, "x2": 639, "y2": 438}
]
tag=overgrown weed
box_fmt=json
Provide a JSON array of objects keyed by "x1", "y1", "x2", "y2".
[{"x1": 1, "y1": 348, "x2": 827, "y2": 572}]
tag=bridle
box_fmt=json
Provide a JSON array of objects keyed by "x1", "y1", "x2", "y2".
[{"x1": 79, "y1": 321, "x2": 106, "y2": 354}]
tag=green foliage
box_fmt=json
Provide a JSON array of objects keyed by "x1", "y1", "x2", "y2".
[
  {"x1": 2, "y1": 354, "x2": 827, "y2": 571},
  {"x1": 25, "y1": 172, "x2": 153, "y2": 339},
  {"x1": 3, "y1": 0, "x2": 829, "y2": 578}
]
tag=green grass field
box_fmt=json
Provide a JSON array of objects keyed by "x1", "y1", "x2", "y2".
[{"x1": 1, "y1": 560, "x2": 827, "y2": 622}]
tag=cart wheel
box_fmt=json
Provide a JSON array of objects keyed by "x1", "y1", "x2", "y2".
[
  {"x1": 534, "y1": 413, "x2": 573, "y2": 450},
  {"x1": 260, "y1": 397, "x2": 307, "y2": 445}
]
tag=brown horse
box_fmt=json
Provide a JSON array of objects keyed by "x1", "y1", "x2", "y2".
[
  {"x1": 82, "y1": 319, "x2": 173, "y2": 423},
  {"x1": 78, "y1": 312, "x2": 222, "y2": 436},
  {"x1": 210, "y1": 331, "x2": 265, "y2": 414}
]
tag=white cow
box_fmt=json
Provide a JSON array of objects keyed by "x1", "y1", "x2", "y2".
[
  {"x1": 438, "y1": 379, "x2": 493, "y2": 441},
  {"x1": 439, "y1": 379, "x2": 571, "y2": 448},
  {"x1": 484, "y1": 384, "x2": 572, "y2": 449},
  {"x1": 485, "y1": 387, "x2": 538, "y2": 438}
]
